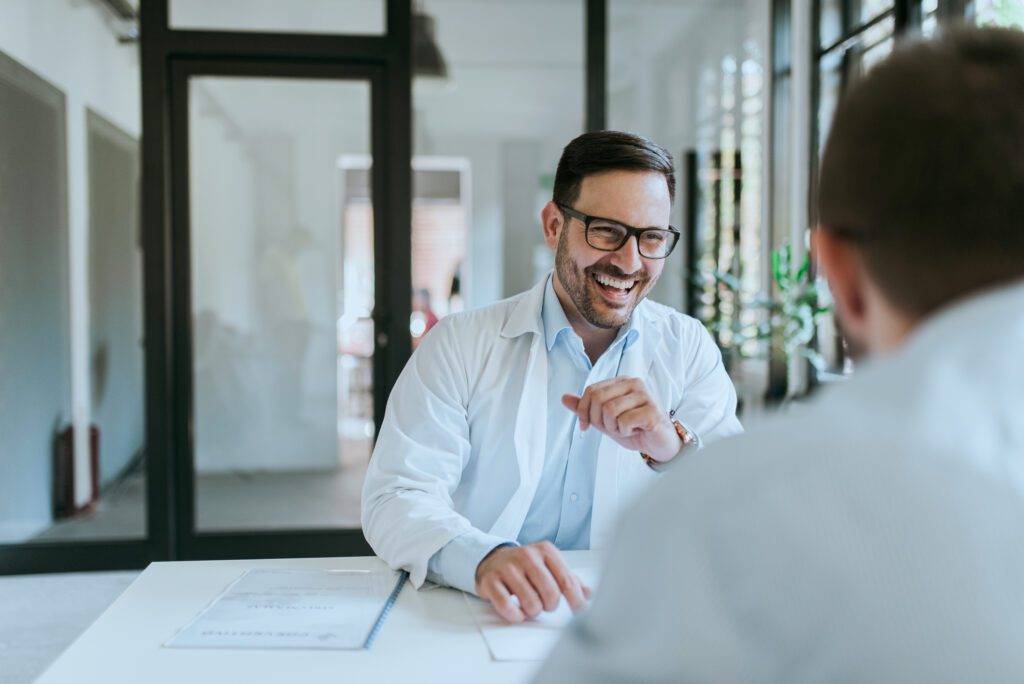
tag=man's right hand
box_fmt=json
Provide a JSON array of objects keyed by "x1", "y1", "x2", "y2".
[{"x1": 475, "y1": 541, "x2": 592, "y2": 623}]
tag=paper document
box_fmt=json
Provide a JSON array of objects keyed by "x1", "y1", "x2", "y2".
[
  {"x1": 165, "y1": 568, "x2": 406, "y2": 650},
  {"x1": 466, "y1": 564, "x2": 600, "y2": 661}
]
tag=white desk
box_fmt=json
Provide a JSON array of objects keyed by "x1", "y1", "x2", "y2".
[{"x1": 37, "y1": 552, "x2": 596, "y2": 684}]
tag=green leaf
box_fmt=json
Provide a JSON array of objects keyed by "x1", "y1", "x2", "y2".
[
  {"x1": 796, "y1": 253, "x2": 810, "y2": 283},
  {"x1": 770, "y1": 249, "x2": 782, "y2": 285}
]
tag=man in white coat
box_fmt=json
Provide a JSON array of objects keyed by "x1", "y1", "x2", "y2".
[
  {"x1": 362, "y1": 131, "x2": 742, "y2": 622},
  {"x1": 535, "y1": 26, "x2": 1024, "y2": 682}
]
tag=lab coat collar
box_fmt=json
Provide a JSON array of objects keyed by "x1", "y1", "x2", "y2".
[{"x1": 500, "y1": 278, "x2": 547, "y2": 339}]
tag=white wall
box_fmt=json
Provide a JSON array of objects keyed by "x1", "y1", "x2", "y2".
[{"x1": 0, "y1": 0, "x2": 139, "y2": 537}]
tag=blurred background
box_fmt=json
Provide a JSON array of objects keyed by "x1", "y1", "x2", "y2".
[{"x1": 1, "y1": 0, "x2": 1021, "y2": 573}]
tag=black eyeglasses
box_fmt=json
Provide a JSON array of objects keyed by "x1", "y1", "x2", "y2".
[{"x1": 557, "y1": 204, "x2": 679, "y2": 259}]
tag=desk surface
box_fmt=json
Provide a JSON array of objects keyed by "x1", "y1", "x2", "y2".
[{"x1": 37, "y1": 552, "x2": 595, "y2": 684}]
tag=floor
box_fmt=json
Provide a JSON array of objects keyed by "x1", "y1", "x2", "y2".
[
  {"x1": 6, "y1": 463, "x2": 369, "y2": 681},
  {"x1": 0, "y1": 570, "x2": 138, "y2": 684},
  {"x1": 31, "y1": 463, "x2": 367, "y2": 543}
]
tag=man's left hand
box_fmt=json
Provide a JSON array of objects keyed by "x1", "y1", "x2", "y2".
[{"x1": 561, "y1": 377, "x2": 680, "y2": 462}]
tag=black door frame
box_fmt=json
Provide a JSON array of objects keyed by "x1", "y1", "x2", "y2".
[{"x1": 157, "y1": 1, "x2": 412, "y2": 560}]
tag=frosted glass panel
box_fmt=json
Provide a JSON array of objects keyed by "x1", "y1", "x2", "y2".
[{"x1": 189, "y1": 76, "x2": 372, "y2": 531}]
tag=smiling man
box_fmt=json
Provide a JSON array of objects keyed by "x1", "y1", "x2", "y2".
[{"x1": 362, "y1": 131, "x2": 742, "y2": 622}]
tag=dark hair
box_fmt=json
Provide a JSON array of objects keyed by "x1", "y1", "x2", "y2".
[
  {"x1": 818, "y1": 26, "x2": 1024, "y2": 319},
  {"x1": 552, "y1": 131, "x2": 676, "y2": 207}
]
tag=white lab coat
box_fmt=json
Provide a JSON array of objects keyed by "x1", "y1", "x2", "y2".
[
  {"x1": 535, "y1": 280, "x2": 1024, "y2": 683},
  {"x1": 362, "y1": 277, "x2": 742, "y2": 588}
]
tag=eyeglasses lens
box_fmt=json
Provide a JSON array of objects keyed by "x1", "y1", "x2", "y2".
[{"x1": 586, "y1": 220, "x2": 674, "y2": 258}]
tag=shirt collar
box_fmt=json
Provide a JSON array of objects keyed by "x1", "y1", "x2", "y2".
[{"x1": 542, "y1": 274, "x2": 640, "y2": 353}]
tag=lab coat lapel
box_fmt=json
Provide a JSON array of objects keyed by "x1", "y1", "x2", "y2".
[
  {"x1": 591, "y1": 303, "x2": 662, "y2": 549},
  {"x1": 489, "y1": 279, "x2": 549, "y2": 540}
]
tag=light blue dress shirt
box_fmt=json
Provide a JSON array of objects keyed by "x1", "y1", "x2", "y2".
[{"x1": 427, "y1": 276, "x2": 638, "y2": 593}]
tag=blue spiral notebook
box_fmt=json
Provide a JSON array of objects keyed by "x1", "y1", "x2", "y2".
[
  {"x1": 165, "y1": 568, "x2": 409, "y2": 651},
  {"x1": 364, "y1": 570, "x2": 408, "y2": 648}
]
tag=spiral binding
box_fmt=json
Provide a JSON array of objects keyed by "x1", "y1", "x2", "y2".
[{"x1": 363, "y1": 570, "x2": 409, "y2": 649}]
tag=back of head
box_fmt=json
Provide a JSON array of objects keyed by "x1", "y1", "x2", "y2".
[
  {"x1": 819, "y1": 26, "x2": 1024, "y2": 320},
  {"x1": 553, "y1": 130, "x2": 676, "y2": 207}
]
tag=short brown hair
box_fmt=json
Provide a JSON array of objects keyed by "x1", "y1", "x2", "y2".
[
  {"x1": 553, "y1": 131, "x2": 676, "y2": 207},
  {"x1": 818, "y1": 26, "x2": 1024, "y2": 319}
]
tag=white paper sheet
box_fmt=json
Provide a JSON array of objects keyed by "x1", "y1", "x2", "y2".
[
  {"x1": 165, "y1": 568, "x2": 402, "y2": 650},
  {"x1": 466, "y1": 564, "x2": 601, "y2": 661}
]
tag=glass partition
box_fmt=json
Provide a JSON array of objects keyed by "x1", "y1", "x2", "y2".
[{"x1": 189, "y1": 76, "x2": 373, "y2": 532}]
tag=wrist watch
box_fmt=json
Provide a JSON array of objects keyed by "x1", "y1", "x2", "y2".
[{"x1": 640, "y1": 410, "x2": 698, "y2": 468}]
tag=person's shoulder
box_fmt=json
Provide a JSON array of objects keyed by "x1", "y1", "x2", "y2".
[
  {"x1": 637, "y1": 298, "x2": 714, "y2": 351},
  {"x1": 437, "y1": 289, "x2": 532, "y2": 334},
  {"x1": 639, "y1": 298, "x2": 705, "y2": 330}
]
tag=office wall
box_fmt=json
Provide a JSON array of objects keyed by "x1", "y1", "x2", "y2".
[
  {"x1": 87, "y1": 110, "x2": 145, "y2": 485},
  {"x1": 0, "y1": 55, "x2": 70, "y2": 541},
  {"x1": 0, "y1": 0, "x2": 140, "y2": 538}
]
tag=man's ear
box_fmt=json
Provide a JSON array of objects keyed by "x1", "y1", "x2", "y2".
[
  {"x1": 541, "y1": 201, "x2": 563, "y2": 250},
  {"x1": 812, "y1": 227, "x2": 869, "y2": 342}
]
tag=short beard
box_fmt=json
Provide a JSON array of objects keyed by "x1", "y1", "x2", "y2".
[{"x1": 554, "y1": 226, "x2": 656, "y2": 329}]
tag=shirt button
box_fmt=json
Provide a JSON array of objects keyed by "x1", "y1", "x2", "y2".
[{"x1": 570, "y1": 493, "x2": 579, "y2": 503}]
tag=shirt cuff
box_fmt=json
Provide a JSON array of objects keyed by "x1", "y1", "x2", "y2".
[{"x1": 426, "y1": 530, "x2": 517, "y2": 595}]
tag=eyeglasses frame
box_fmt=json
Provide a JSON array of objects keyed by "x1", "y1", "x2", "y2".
[{"x1": 556, "y1": 203, "x2": 680, "y2": 259}]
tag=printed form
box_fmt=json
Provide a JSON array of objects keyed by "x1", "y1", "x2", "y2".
[{"x1": 165, "y1": 568, "x2": 404, "y2": 650}]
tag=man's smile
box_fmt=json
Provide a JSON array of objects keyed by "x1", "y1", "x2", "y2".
[{"x1": 587, "y1": 268, "x2": 645, "y2": 306}]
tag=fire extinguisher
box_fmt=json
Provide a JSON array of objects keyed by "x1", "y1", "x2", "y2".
[{"x1": 53, "y1": 424, "x2": 100, "y2": 519}]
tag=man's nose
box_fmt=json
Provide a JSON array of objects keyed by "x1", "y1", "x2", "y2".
[{"x1": 610, "y1": 234, "x2": 644, "y2": 273}]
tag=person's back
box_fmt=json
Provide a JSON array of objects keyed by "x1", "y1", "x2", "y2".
[
  {"x1": 543, "y1": 284, "x2": 1024, "y2": 682},
  {"x1": 536, "y1": 26, "x2": 1024, "y2": 683}
]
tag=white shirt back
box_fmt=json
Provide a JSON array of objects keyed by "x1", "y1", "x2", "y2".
[{"x1": 535, "y1": 280, "x2": 1024, "y2": 683}]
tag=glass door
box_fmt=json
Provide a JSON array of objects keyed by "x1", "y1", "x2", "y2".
[{"x1": 170, "y1": 60, "x2": 397, "y2": 559}]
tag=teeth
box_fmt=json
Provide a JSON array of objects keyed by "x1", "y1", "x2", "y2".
[{"x1": 594, "y1": 273, "x2": 635, "y2": 290}]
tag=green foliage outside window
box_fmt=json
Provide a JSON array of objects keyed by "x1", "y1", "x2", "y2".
[{"x1": 696, "y1": 243, "x2": 833, "y2": 371}]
